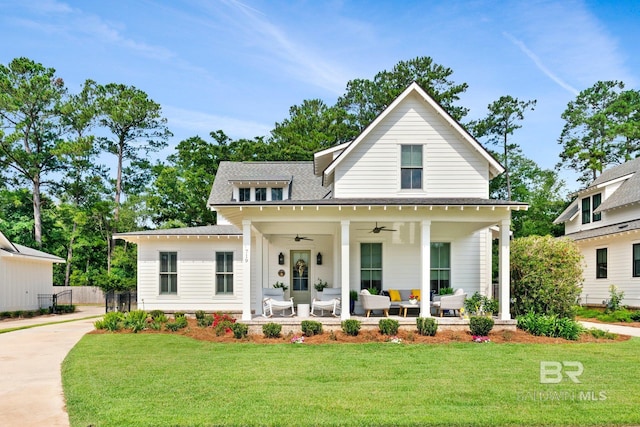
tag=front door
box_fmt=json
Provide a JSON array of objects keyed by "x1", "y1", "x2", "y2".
[{"x1": 291, "y1": 250, "x2": 310, "y2": 305}]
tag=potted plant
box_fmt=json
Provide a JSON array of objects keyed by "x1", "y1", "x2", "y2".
[
  {"x1": 349, "y1": 290, "x2": 358, "y2": 314},
  {"x1": 273, "y1": 281, "x2": 288, "y2": 294},
  {"x1": 314, "y1": 278, "x2": 328, "y2": 292}
]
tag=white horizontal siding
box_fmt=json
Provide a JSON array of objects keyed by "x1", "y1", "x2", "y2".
[
  {"x1": 0, "y1": 257, "x2": 53, "y2": 311},
  {"x1": 578, "y1": 234, "x2": 640, "y2": 307},
  {"x1": 335, "y1": 93, "x2": 489, "y2": 198}
]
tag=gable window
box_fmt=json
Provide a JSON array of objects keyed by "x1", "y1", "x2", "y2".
[
  {"x1": 596, "y1": 248, "x2": 607, "y2": 279},
  {"x1": 633, "y1": 244, "x2": 640, "y2": 278},
  {"x1": 271, "y1": 188, "x2": 283, "y2": 201},
  {"x1": 431, "y1": 242, "x2": 451, "y2": 293},
  {"x1": 255, "y1": 187, "x2": 267, "y2": 201},
  {"x1": 360, "y1": 243, "x2": 382, "y2": 292},
  {"x1": 592, "y1": 193, "x2": 602, "y2": 222},
  {"x1": 239, "y1": 188, "x2": 250, "y2": 202},
  {"x1": 216, "y1": 252, "x2": 234, "y2": 294},
  {"x1": 581, "y1": 193, "x2": 602, "y2": 224},
  {"x1": 401, "y1": 145, "x2": 423, "y2": 189},
  {"x1": 160, "y1": 252, "x2": 177, "y2": 294}
]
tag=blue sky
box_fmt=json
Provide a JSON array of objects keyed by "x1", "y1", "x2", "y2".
[{"x1": 1, "y1": 0, "x2": 638, "y2": 193}]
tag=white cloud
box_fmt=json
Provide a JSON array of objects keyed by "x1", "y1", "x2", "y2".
[{"x1": 164, "y1": 105, "x2": 272, "y2": 140}]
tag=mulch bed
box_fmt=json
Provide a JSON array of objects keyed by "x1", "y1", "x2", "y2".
[{"x1": 91, "y1": 318, "x2": 631, "y2": 344}]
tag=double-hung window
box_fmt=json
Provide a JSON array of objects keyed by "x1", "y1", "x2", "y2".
[
  {"x1": 582, "y1": 193, "x2": 602, "y2": 224},
  {"x1": 596, "y1": 248, "x2": 607, "y2": 279},
  {"x1": 360, "y1": 243, "x2": 382, "y2": 292},
  {"x1": 255, "y1": 187, "x2": 267, "y2": 201},
  {"x1": 431, "y1": 242, "x2": 451, "y2": 293},
  {"x1": 271, "y1": 188, "x2": 283, "y2": 201},
  {"x1": 216, "y1": 252, "x2": 234, "y2": 294},
  {"x1": 160, "y1": 252, "x2": 177, "y2": 294},
  {"x1": 592, "y1": 193, "x2": 602, "y2": 222},
  {"x1": 401, "y1": 145, "x2": 423, "y2": 189},
  {"x1": 581, "y1": 198, "x2": 591, "y2": 224},
  {"x1": 633, "y1": 244, "x2": 640, "y2": 278},
  {"x1": 239, "y1": 188, "x2": 250, "y2": 202}
]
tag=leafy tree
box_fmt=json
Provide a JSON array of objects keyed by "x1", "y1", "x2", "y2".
[
  {"x1": 557, "y1": 80, "x2": 624, "y2": 183},
  {"x1": 473, "y1": 96, "x2": 536, "y2": 200},
  {"x1": 608, "y1": 89, "x2": 640, "y2": 161},
  {"x1": 0, "y1": 57, "x2": 67, "y2": 246},
  {"x1": 336, "y1": 56, "x2": 469, "y2": 132},
  {"x1": 511, "y1": 235, "x2": 583, "y2": 318},
  {"x1": 269, "y1": 99, "x2": 357, "y2": 160},
  {"x1": 97, "y1": 83, "x2": 171, "y2": 269}
]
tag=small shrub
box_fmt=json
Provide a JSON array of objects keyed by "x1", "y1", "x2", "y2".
[
  {"x1": 102, "y1": 311, "x2": 125, "y2": 331},
  {"x1": 630, "y1": 311, "x2": 640, "y2": 322},
  {"x1": 94, "y1": 319, "x2": 105, "y2": 329},
  {"x1": 328, "y1": 331, "x2": 337, "y2": 341},
  {"x1": 341, "y1": 319, "x2": 361, "y2": 336},
  {"x1": 587, "y1": 328, "x2": 617, "y2": 340},
  {"x1": 517, "y1": 312, "x2": 583, "y2": 340},
  {"x1": 378, "y1": 318, "x2": 399, "y2": 336},
  {"x1": 262, "y1": 322, "x2": 282, "y2": 338},
  {"x1": 230, "y1": 322, "x2": 249, "y2": 339},
  {"x1": 165, "y1": 316, "x2": 188, "y2": 331},
  {"x1": 174, "y1": 311, "x2": 186, "y2": 319},
  {"x1": 212, "y1": 313, "x2": 236, "y2": 335},
  {"x1": 301, "y1": 320, "x2": 323, "y2": 336},
  {"x1": 598, "y1": 309, "x2": 633, "y2": 323},
  {"x1": 149, "y1": 321, "x2": 163, "y2": 331},
  {"x1": 464, "y1": 292, "x2": 498, "y2": 315},
  {"x1": 149, "y1": 310, "x2": 165, "y2": 319},
  {"x1": 124, "y1": 310, "x2": 148, "y2": 333},
  {"x1": 56, "y1": 304, "x2": 76, "y2": 314},
  {"x1": 416, "y1": 317, "x2": 438, "y2": 336},
  {"x1": 195, "y1": 310, "x2": 206, "y2": 320},
  {"x1": 469, "y1": 316, "x2": 494, "y2": 336},
  {"x1": 197, "y1": 314, "x2": 214, "y2": 328},
  {"x1": 604, "y1": 285, "x2": 625, "y2": 313},
  {"x1": 153, "y1": 313, "x2": 168, "y2": 323}
]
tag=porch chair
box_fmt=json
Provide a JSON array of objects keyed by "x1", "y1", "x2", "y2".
[
  {"x1": 360, "y1": 289, "x2": 390, "y2": 317},
  {"x1": 311, "y1": 287, "x2": 341, "y2": 317},
  {"x1": 262, "y1": 288, "x2": 295, "y2": 317},
  {"x1": 432, "y1": 288, "x2": 466, "y2": 317}
]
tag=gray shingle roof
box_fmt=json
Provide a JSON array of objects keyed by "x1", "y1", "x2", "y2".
[
  {"x1": 594, "y1": 169, "x2": 640, "y2": 212},
  {"x1": 590, "y1": 156, "x2": 640, "y2": 187},
  {"x1": 114, "y1": 225, "x2": 241, "y2": 237},
  {"x1": 554, "y1": 201, "x2": 579, "y2": 224},
  {"x1": 208, "y1": 161, "x2": 330, "y2": 205},
  {"x1": 563, "y1": 219, "x2": 640, "y2": 241}
]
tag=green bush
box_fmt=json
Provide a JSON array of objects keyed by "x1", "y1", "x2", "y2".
[
  {"x1": 341, "y1": 319, "x2": 361, "y2": 336},
  {"x1": 598, "y1": 309, "x2": 633, "y2": 323},
  {"x1": 174, "y1": 312, "x2": 186, "y2": 319},
  {"x1": 149, "y1": 309, "x2": 165, "y2": 319},
  {"x1": 214, "y1": 320, "x2": 234, "y2": 336},
  {"x1": 631, "y1": 311, "x2": 640, "y2": 322},
  {"x1": 93, "y1": 319, "x2": 105, "y2": 329},
  {"x1": 124, "y1": 310, "x2": 148, "y2": 333},
  {"x1": 416, "y1": 317, "x2": 438, "y2": 336},
  {"x1": 165, "y1": 316, "x2": 188, "y2": 332},
  {"x1": 230, "y1": 322, "x2": 249, "y2": 339},
  {"x1": 101, "y1": 312, "x2": 125, "y2": 331},
  {"x1": 511, "y1": 236, "x2": 583, "y2": 318},
  {"x1": 469, "y1": 316, "x2": 494, "y2": 336},
  {"x1": 587, "y1": 328, "x2": 617, "y2": 340},
  {"x1": 149, "y1": 321, "x2": 163, "y2": 331},
  {"x1": 605, "y1": 285, "x2": 625, "y2": 313},
  {"x1": 301, "y1": 320, "x2": 323, "y2": 336},
  {"x1": 378, "y1": 318, "x2": 399, "y2": 336},
  {"x1": 464, "y1": 292, "x2": 498, "y2": 315},
  {"x1": 262, "y1": 322, "x2": 282, "y2": 338},
  {"x1": 517, "y1": 312, "x2": 583, "y2": 340},
  {"x1": 197, "y1": 314, "x2": 214, "y2": 328}
]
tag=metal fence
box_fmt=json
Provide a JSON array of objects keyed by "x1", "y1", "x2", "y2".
[
  {"x1": 37, "y1": 289, "x2": 73, "y2": 313},
  {"x1": 105, "y1": 290, "x2": 137, "y2": 313}
]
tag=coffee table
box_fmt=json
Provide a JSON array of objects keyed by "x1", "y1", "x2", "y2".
[{"x1": 399, "y1": 302, "x2": 420, "y2": 317}]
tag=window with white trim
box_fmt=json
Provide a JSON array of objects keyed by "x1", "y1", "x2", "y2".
[
  {"x1": 239, "y1": 188, "x2": 250, "y2": 202},
  {"x1": 596, "y1": 248, "x2": 607, "y2": 279},
  {"x1": 431, "y1": 242, "x2": 451, "y2": 293},
  {"x1": 360, "y1": 243, "x2": 382, "y2": 292},
  {"x1": 271, "y1": 188, "x2": 283, "y2": 201},
  {"x1": 633, "y1": 244, "x2": 640, "y2": 278},
  {"x1": 401, "y1": 145, "x2": 423, "y2": 189},
  {"x1": 255, "y1": 188, "x2": 267, "y2": 201},
  {"x1": 160, "y1": 252, "x2": 177, "y2": 294},
  {"x1": 216, "y1": 252, "x2": 234, "y2": 294}
]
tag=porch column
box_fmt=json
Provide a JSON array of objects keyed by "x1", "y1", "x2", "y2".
[
  {"x1": 340, "y1": 220, "x2": 350, "y2": 320},
  {"x1": 242, "y1": 220, "x2": 252, "y2": 321},
  {"x1": 498, "y1": 218, "x2": 511, "y2": 320},
  {"x1": 255, "y1": 232, "x2": 264, "y2": 316},
  {"x1": 420, "y1": 220, "x2": 431, "y2": 317}
]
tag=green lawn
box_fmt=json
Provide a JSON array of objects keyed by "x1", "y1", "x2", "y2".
[{"x1": 63, "y1": 334, "x2": 640, "y2": 427}]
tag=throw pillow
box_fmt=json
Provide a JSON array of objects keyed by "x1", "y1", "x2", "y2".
[
  {"x1": 388, "y1": 289, "x2": 401, "y2": 302},
  {"x1": 411, "y1": 289, "x2": 421, "y2": 301}
]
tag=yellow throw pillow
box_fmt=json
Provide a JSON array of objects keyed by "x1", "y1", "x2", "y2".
[
  {"x1": 388, "y1": 289, "x2": 401, "y2": 302},
  {"x1": 411, "y1": 289, "x2": 421, "y2": 301}
]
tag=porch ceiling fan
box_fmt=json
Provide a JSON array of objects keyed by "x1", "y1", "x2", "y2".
[
  {"x1": 360, "y1": 222, "x2": 397, "y2": 234},
  {"x1": 293, "y1": 234, "x2": 313, "y2": 241}
]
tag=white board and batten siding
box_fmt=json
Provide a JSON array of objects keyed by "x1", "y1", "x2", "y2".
[
  {"x1": 578, "y1": 234, "x2": 640, "y2": 308},
  {"x1": 0, "y1": 256, "x2": 54, "y2": 311},
  {"x1": 136, "y1": 238, "x2": 243, "y2": 312},
  {"x1": 334, "y1": 93, "x2": 489, "y2": 199}
]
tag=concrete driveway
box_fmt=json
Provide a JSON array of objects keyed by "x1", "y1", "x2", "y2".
[
  {"x1": 580, "y1": 320, "x2": 640, "y2": 337},
  {"x1": 0, "y1": 306, "x2": 103, "y2": 427}
]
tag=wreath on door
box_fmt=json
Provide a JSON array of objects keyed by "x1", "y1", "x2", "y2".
[{"x1": 295, "y1": 258, "x2": 307, "y2": 277}]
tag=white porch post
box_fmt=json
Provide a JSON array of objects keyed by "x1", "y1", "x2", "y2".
[
  {"x1": 340, "y1": 220, "x2": 350, "y2": 320},
  {"x1": 242, "y1": 220, "x2": 252, "y2": 321},
  {"x1": 498, "y1": 218, "x2": 511, "y2": 320},
  {"x1": 420, "y1": 220, "x2": 431, "y2": 317},
  {"x1": 255, "y1": 232, "x2": 264, "y2": 316}
]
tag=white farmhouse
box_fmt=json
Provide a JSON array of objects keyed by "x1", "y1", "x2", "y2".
[
  {"x1": 0, "y1": 230, "x2": 65, "y2": 311},
  {"x1": 554, "y1": 157, "x2": 640, "y2": 307},
  {"x1": 116, "y1": 83, "x2": 527, "y2": 320}
]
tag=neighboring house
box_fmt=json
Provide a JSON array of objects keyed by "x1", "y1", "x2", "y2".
[
  {"x1": 554, "y1": 157, "x2": 640, "y2": 307},
  {"x1": 116, "y1": 82, "x2": 527, "y2": 320},
  {"x1": 0, "y1": 230, "x2": 65, "y2": 311}
]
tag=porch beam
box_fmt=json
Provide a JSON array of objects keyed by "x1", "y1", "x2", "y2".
[
  {"x1": 498, "y1": 218, "x2": 510, "y2": 320},
  {"x1": 340, "y1": 220, "x2": 350, "y2": 320},
  {"x1": 420, "y1": 220, "x2": 431, "y2": 317},
  {"x1": 242, "y1": 220, "x2": 252, "y2": 321}
]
